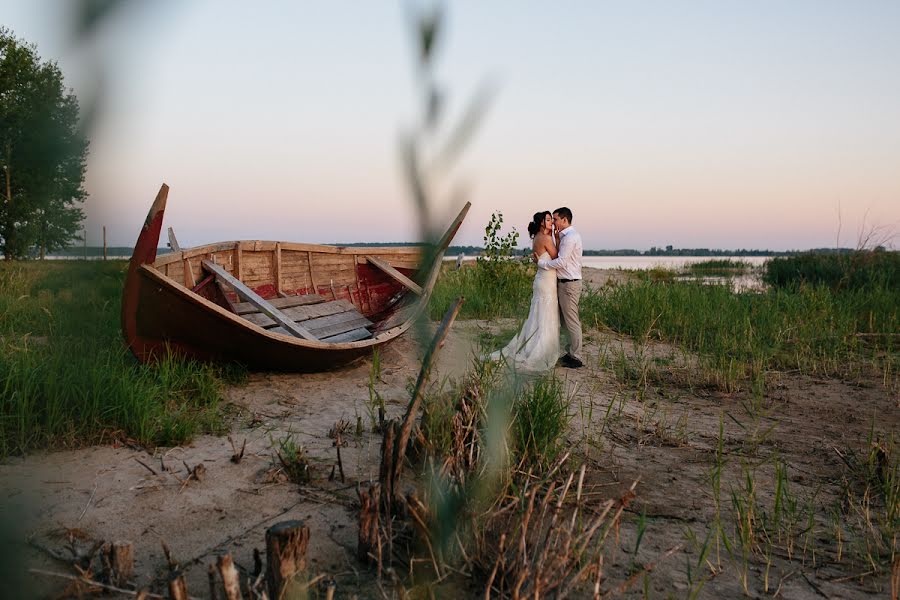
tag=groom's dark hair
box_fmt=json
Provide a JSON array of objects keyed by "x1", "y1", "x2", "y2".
[{"x1": 554, "y1": 207, "x2": 573, "y2": 223}]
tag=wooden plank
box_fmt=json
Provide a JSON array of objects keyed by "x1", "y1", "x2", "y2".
[
  {"x1": 282, "y1": 299, "x2": 355, "y2": 322},
  {"x1": 167, "y1": 227, "x2": 181, "y2": 252},
  {"x1": 307, "y1": 316, "x2": 373, "y2": 339},
  {"x1": 240, "y1": 298, "x2": 356, "y2": 329},
  {"x1": 183, "y1": 258, "x2": 196, "y2": 288},
  {"x1": 274, "y1": 243, "x2": 282, "y2": 295},
  {"x1": 243, "y1": 312, "x2": 276, "y2": 328},
  {"x1": 201, "y1": 259, "x2": 318, "y2": 340},
  {"x1": 321, "y1": 327, "x2": 372, "y2": 343},
  {"x1": 365, "y1": 256, "x2": 423, "y2": 295},
  {"x1": 233, "y1": 294, "x2": 325, "y2": 315},
  {"x1": 304, "y1": 309, "x2": 373, "y2": 333}
]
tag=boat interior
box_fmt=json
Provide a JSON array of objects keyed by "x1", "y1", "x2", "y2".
[{"x1": 149, "y1": 237, "x2": 425, "y2": 344}]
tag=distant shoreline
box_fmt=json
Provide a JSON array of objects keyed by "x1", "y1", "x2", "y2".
[{"x1": 44, "y1": 244, "x2": 873, "y2": 260}]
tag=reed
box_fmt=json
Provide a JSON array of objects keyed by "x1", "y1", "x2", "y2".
[
  {"x1": 764, "y1": 250, "x2": 900, "y2": 290},
  {"x1": 687, "y1": 259, "x2": 752, "y2": 276},
  {"x1": 581, "y1": 279, "x2": 898, "y2": 392},
  {"x1": 0, "y1": 261, "x2": 235, "y2": 456}
]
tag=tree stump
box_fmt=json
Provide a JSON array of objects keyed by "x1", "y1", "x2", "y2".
[
  {"x1": 357, "y1": 483, "x2": 381, "y2": 564},
  {"x1": 265, "y1": 520, "x2": 309, "y2": 599},
  {"x1": 102, "y1": 540, "x2": 134, "y2": 587}
]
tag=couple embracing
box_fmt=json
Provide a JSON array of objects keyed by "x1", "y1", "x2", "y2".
[{"x1": 490, "y1": 207, "x2": 584, "y2": 372}]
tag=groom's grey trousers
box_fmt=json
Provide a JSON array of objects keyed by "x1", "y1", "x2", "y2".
[{"x1": 558, "y1": 279, "x2": 583, "y2": 362}]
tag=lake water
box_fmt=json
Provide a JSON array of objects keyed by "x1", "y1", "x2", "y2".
[
  {"x1": 446, "y1": 254, "x2": 771, "y2": 270},
  {"x1": 445, "y1": 255, "x2": 772, "y2": 291}
]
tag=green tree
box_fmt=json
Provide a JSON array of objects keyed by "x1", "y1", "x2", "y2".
[{"x1": 0, "y1": 27, "x2": 87, "y2": 260}]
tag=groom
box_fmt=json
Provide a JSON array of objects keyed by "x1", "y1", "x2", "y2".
[{"x1": 538, "y1": 207, "x2": 584, "y2": 368}]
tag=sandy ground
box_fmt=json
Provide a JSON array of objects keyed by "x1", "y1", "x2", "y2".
[{"x1": 2, "y1": 268, "x2": 897, "y2": 598}]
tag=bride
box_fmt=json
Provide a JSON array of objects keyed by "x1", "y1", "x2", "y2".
[{"x1": 489, "y1": 212, "x2": 560, "y2": 372}]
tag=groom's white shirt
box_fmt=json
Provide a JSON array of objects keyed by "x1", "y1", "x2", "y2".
[{"x1": 538, "y1": 226, "x2": 582, "y2": 280}]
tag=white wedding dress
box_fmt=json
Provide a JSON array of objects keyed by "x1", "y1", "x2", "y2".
[{"x1": 489, "y1": 252, "x2": 560, "y2": 372}]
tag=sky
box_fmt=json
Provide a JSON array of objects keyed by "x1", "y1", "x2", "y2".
[{"x1": 2, "y1": 1, "x2": 899, "y2": 251}]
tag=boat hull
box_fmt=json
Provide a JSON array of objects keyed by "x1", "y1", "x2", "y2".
[
  {"x1": 121, "y1": 184, "x2": 470, "y2": 372},
  {"x1": 131, "y1": 266, "x2": 399, "y2": 371}
]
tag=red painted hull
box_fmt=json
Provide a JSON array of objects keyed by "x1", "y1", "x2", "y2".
[{"x1": 121, "y1": 184, "x2": 469, "y2": 372}]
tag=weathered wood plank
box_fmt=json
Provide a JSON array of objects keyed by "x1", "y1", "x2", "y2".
[
  {"x1": 304, "y1": 309, "x2": 373, "y2": 332},
  {"x1": 365, "y1": 256, "x2": 423, "y2": 295},
  {"x1": 307, "y1": 316, "x2": 373, "y2": 339},
  {"x1": 283, "y1": 299, "x2": 355, "y2": 322},
  {"x1": 240, "y1": 298, "x2": 356, "y2": 328},
  {"x1": 321, "y1": 327, "x2": 372, "y2": 343},
  {"x1": 201, "y1": 259, "x2": 318, "y2": 341},
  {"x1": 233, "y1": 294, "x2": 325, "y2": 315},
  {"x1": 183, "y1": 258, "x2": 196, "y2": 288}
]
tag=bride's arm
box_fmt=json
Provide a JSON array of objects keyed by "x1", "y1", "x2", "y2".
[
  {"x1": 533, "y1": 235, "x2": 557, "y2": 267},
  {"x1": 543, "y1": 235, "x2": 558, "y2": 260}
]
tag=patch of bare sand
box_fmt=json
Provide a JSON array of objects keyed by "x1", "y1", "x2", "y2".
[{"x1": 2, "y1": 317, "x2": 897, "y2": 598}]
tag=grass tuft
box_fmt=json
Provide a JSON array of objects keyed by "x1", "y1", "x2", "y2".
[{"x1": 0, "y1": 261, "x2": 235, "y2": 456}]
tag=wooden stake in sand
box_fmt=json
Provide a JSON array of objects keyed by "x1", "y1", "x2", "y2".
[
  {"x1": 265, "y1": 520, "x2": 310, "y2": 599},
  {"x1": 102, "y1": 541, "x2": 134, "y2": 588}
]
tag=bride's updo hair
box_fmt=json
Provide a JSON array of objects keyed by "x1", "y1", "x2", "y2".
[{"x1": 527, "y1": 211, "x2": 551, "y2": 239}]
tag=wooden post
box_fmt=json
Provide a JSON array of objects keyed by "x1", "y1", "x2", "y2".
[
  {"x1": 102, "y1": 541, "x2": 134, "y2": 587},
  {"x1": 265, "y1": 520, "x2": 310, "y2": 599},
  {"x1": 83, "y1": 228, "x2": 87, "y2": 260},
  {"x1": 217, "y1": 554, "x2": 242, "y2": 600},
  {"x1": 103, "y1": 226, "x2": 107, "y2": 260}
]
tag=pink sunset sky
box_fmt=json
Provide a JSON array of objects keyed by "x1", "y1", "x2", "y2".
[{"x1": 3, "y1": 1, "x2": 898, "y2": 251}]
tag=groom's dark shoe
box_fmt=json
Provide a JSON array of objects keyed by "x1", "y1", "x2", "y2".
[{"x1": 560, "y1": 355, "x2": 584, "y2": 369}]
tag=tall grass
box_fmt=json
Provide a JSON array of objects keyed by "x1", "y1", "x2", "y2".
[
  {"x1": 765, "y1": 250, "x2": 899, "y2": 290},
  {"x1": 581, "y1": 280, "x2": 898, "y2": 391},
  {"x1": 0, "y1": 261, "x2": 237, "y2": 456},
  {"x1": 688, "y1": 259, "x2": 751, "y2": 276}
]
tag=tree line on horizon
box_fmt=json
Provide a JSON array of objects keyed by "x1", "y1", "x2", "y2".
[
  {"x1": 48, "y1": 243, "x2": 882, "y2": 260},
  {"x1": 0, "y1": 28, "x2": 87, "y2": 260}
]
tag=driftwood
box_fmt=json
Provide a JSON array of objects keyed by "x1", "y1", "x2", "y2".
[{"x1": 265, "y1": 520, "x2": 310, "y2": 599}]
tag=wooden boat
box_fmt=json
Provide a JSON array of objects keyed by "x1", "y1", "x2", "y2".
[{"x1": 121, "y1": 184, "x2": 469, "y2": 371}]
